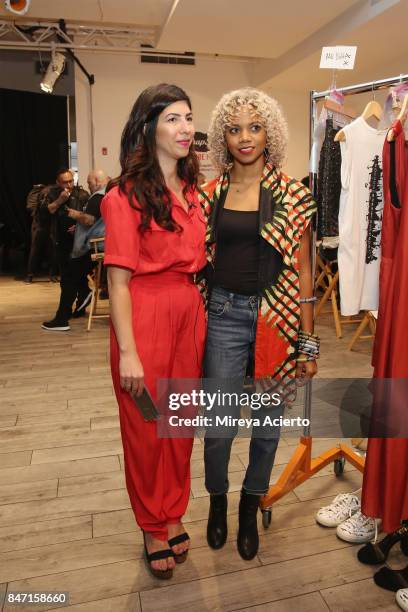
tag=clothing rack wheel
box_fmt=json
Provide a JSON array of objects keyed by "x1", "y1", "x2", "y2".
[
  {"x1": 347, "y1": 311, "x2": 376, "y2": 351},
  {"x1": 259, "y1": 436, "x2": 365, "y2": 522}
]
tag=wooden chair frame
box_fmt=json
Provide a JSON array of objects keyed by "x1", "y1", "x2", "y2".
[{"x1": 87, "y1": 238, "x2": 109, "y2": 332}]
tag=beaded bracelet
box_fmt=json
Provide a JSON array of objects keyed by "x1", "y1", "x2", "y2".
[
  {"x1": 297, "y1": 330, "x2": 320, "y2": 359},
  {"x1": 299, "y1": 296, "x2": 317, "y2": 304},
  {"x1": 298, "y1": 330, "x2": 319, "y2": 340}
]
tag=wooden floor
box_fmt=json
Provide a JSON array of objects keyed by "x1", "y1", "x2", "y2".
[{"x1": 0, "y1": 276, "x2": 399, "y2": 612}]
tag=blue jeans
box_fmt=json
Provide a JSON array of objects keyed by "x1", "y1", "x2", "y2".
[{"x1": 204, "y1": 286, "x2": 280, "y2": 496}]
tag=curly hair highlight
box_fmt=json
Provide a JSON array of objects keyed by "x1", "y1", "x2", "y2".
[{"x1": 208, "y1": 88, "x2": 288, "y2": 173}]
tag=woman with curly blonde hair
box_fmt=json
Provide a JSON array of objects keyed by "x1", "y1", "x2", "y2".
[{"x1": 199, "y1": 88, "x2": 318, "y2": 560}]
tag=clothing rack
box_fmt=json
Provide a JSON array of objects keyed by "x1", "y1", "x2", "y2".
[
  {"x1": 309, "y1": 73, "x2": 408, "y2": 155},
  {"x1": 258, "y1": 73, "x2": 408, "y2": 524}
]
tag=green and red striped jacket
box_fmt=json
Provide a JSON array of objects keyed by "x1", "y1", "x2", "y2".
[{"x1": 198, "y1": 163, "x2": 316, "y2": 381}]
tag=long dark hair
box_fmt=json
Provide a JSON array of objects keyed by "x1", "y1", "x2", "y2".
[{"x1": 110, "y1": 83, "x2": 199, "y2": 232}]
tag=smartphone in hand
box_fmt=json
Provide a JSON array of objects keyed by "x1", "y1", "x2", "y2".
[{"x1": 130, "y1": 386, "x2": 159, "y2": 421}]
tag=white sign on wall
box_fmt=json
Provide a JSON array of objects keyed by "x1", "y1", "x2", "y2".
[{"x1": 320, "y1": 46, "x2": 357, "y2": 70}]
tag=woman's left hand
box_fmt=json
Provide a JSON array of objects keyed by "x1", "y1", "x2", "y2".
[{"x1": 296, "y1": 357, "x2": 317, "y2": 385}]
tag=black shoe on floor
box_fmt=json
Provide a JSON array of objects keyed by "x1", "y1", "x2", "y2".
[
  {"x1": 75, "y1": 290, "x2": 93, "y2": 313},
  {"x1": 358, "y1": 525, "x2": 408, "y2": 565},
  {"x1": 237, "y1": 491, "x2": 260, "y2": 560},
  {"x1": 207, "y1": 493, "x2": 228, "y2": 549},
  {"x1": 41, "y1": 318, "x2": 70, "y2": 331},
  {"x1": 373, "y1": 565, "x2": 408, "y2": 592},
  {"x1": 24, "y1": 274, "x2": 33, "y2": 284}
]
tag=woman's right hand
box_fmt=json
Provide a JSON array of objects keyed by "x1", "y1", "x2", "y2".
[{"x1": 119, "y1": 350, "x2": 144, "y2": 397}]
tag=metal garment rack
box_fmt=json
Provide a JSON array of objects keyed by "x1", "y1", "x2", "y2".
[
  {"x1": 258, "y1": 73, "x2": 408, "y2": 526},
  {"x1": 309, "y1": 73, "x2": 408, "y2": 155}
]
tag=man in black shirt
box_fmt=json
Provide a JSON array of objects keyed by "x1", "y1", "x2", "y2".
[{"x1": 41, "y1": 169, "x2": 107, "y2": 331}]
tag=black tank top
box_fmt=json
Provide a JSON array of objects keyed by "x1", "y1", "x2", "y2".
[{"x1": 213, "y1": 208, "x2": 259, "y2": 295}]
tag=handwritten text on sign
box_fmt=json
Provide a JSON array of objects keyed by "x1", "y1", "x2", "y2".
[{"x1": 320, "y1": 46, "x2": 357, "y2": 70}]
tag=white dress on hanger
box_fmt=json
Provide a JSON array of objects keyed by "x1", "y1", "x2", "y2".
[{"x1": 338, "y1": 116, "x2": 387, "y2": 316}]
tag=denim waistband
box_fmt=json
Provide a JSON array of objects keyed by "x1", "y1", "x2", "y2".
[{"x1": 211, "y1": 285, "x2": 259, "y2": 308}]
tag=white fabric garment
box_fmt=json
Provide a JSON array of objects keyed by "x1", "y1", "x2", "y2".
[{"x1": 338, "y1": 117, "x2": 387, "y2": 316}]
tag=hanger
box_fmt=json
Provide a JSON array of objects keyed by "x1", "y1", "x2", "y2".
[
  {"x1": 387, "y1": 93, "x2": 408, "y2": 142},
  {"x1": 334, "y1": 86, "x2": 383, "y2": 142},
  {"x1": 360, "y1": 99, "x2": 383, "y2": 121},
  {"x1": 323, "y1": 99, "x2": 356, "y2": 119}
]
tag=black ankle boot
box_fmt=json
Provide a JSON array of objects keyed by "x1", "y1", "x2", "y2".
[
  {"x1": 358, "y1": 524, "x2": 408, "y2": 565},
  {"x1": 207, "y1": 494, "x2": 228, "y2": 549},
  {"x1": 237, "y1": 491, "x2": 259, "y2": 560}
]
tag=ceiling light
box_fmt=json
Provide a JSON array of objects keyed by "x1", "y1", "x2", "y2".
[
  {"x1": 4, "y1": 0, "x2": 31, "y2": 15},
  {"x1": 40, "y1": 50, "x2": 66, "y2": 94}
]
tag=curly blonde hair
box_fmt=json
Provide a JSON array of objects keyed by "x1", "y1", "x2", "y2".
[{"x1": 208, "y1": 87, "x2": 288, "y2": 173}]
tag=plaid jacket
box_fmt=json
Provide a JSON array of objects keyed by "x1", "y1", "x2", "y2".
[{"x1": 197, "y1": 163, "x2": 316, "y2": 380}]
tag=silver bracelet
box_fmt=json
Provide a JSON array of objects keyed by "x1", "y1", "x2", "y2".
[{"x1": 299, "y1": 296, "x2": 317, "y2": 304}]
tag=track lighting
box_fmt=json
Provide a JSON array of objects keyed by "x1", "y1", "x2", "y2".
[
  {"x1": 40, "y1": 48, "x2": 66, "y2": 94},
  {"x1": 4, "y1": 0, "x2": 31, "y2": 15}
]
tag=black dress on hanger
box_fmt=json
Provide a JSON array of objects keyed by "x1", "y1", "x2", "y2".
[{"x1": 317, "y1": 117, "x2": 342, "y2": 241}]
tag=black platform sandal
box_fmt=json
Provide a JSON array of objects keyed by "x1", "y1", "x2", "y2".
[
  {"x1": 358, "y1": 525, "x2": 408, "y2": 565},
  {"x1": 143, "y1": 532, "x2": 175, "y2": 579},
  {"x1": 374, "y1": 565, "x2": 408, "y2": 592},
  {"x1": 168, "y1": 532, "x2": 190, "y2": 564}
]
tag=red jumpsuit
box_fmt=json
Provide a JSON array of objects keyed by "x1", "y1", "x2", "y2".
[{"x1": 101, "y1": 186, "x2": 206, "y2": 540}]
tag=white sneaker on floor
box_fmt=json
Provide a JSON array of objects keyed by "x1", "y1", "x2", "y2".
[
  {"x1": 396, "y1": 589, "x2": 408, "y2": 611},
  {"x1": 316, "y1": 493, "x2": 360, "y2": 527},
  {"x1": 336, "y1": 510, "x2": 378, "y2": 543}
]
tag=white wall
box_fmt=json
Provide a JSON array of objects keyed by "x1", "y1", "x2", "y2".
[
  {"x1": 266, "y1": 89, "x2": 311, "y2": 180},
  {"x1": 74, "y1": 53, "x2": 252, "y2": 182},
  {"x1": 74, "y1": 51, "x2": 408, "y2": 185}
]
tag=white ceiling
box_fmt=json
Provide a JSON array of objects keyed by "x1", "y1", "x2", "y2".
[
  {"x1": 156, "y1": 0, "x2": 361, "y2": 58},
  {"x1": 0, "y1": 0, "x2": 174, "y2": 26},
  {"x1": 259, "y1": 0, "x2": 408, "y2": 92},
  {"x1": 0, "y1": 0, "x2": 405, "y2": 90}
]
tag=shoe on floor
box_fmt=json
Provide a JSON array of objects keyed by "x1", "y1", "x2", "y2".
[
  {"x1": 358, "y1": 525, "x2": 408, "y2": 565},
  {"x1": 41, "y1": 318, "x2": 70, "y2": 331},
  {"x1": 396, "y1": 588, "x2": 408, "y2": 611},
  {"x1": 336, "y1": 510, "x2": 378, "y2": 543},
  {"x1": 237, "y1": 491, "x2": 260, "y2": 560},
  {"x1": 316, "y1": 493, "x2": 360, "y2": 527},
  {"x1": 24, "y1": 274, "x2": 33, "y2": 283},
  {"x1": 374, "y1": 565, "x2": 408, "y2": 592},
  {"x1": 207, "y1": 493, "x2": 228, "y2": 550},
  {"x1": 75, "y1": 290, "x2": 93, "y2": 313}
]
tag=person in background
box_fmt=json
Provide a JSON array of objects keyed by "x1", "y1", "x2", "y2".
[
  {"x1": 25, "y1": 184, "x2": 58, "y2": 283},
  {"x1": 41, "y1": 169, "x2": 107, "y2": 331}
]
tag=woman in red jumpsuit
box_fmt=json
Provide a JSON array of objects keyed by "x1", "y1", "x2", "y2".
[{"x1": 101, "y1": 84, "x2": 206, "y2": 579}]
